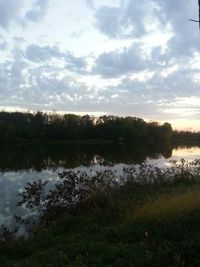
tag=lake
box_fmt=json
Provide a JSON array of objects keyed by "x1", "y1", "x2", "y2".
[{"x1": 1, "y1": 143, "x2": 200, "y2": 229}]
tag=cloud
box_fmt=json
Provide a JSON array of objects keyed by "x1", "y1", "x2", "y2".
[
  {"x1": 0, "y1": 0, "x2": 49, "y2": 29},
  {"x1": 65, "y1": 52, "x2": 87, "y2": 73},
  {"x1": 86, "y1": 0, "x2": 95, "y2": 10},
  {"x1": 91, "y1": 0, "x2": 200, "y2": 81},
  {"x1": 157, "y1": 0, "x2": 199, "y2": 57},
  {"x1": 94, "y1": 0, "x2": 154, "y2": 38},
  {"x1": 94, "y1": 0, "x2": 199, "y2": 50},
  {"x1": 95, "y1": 6, "x2": 126, "y2": 38},
  {"x1": 0, "y1": 0, "x2": 23, "y2": 28},
  {"x1": 0, "y1": 44, "x2": 89, "y2": 111},
  {"x1": 92, "y1": 41, "x2": 176, "y2": 78},
  {"x1": 25, "y1": 44, "x2": 87, "y2": 73},
  {"x1": 26, "y1": 45, "x2": 63, "y2": 62},
  {"x1": 1, "y1": 51, "x2": 200, "y2": 121},
  {"x1": 0, "y1": 0, "x2": 199, "y2": 124},
  {"x1": 25, "y1": 0, "x2": 49, "y2": 22},
  {"x1": 9, "y1": 59, "x2": 27, "y2": 87},
  {"x1": 93, "y1": 43, "x2": 148, "y2": 77},
  {"x1": 0, "y1": 62, "x2": 9, "y2": 94},
  {"x1": 1, "y1": 37, "x2": 199, "y2": 121},
  {"x1": 0, "y1": 41, "x2": 7, "y2": 50},
  {"x1": 92, "y1": 0, "x2": 200, "y2": 81}
]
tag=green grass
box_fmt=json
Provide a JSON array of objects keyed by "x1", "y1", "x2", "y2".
[
  {"x1": 1, "y1": 183, "x2": 200, "y2": 266},
  {"x1": 131, "y1": 185, "x2": 200, "y2": 220}
]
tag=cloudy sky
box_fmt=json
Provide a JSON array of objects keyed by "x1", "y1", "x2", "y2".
[{"x1": 1, "y1": 0, "x2": 200, "y2": 130}]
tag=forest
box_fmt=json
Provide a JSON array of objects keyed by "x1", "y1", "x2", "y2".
[{"x1": 0, "y1": 111, "x2": 175, "y2": 143}]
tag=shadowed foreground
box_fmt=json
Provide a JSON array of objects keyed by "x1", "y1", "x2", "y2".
[{"x1": 1, "y1": 161, "x2": 200, "y2": 266}]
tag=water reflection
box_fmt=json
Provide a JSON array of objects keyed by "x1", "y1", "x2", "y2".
[
  {"x1": 0, "y1": 142, "x2": 173, "y2": 171},
  {"x1": 0, "y1": 143, "x2": 200, "y2": 227},
  {"x1": 0, "y1": 170, "x2": 59, "y2": 227},
  {"x1": 172, "y1": 146, "x2": 200, "y2": 160}
]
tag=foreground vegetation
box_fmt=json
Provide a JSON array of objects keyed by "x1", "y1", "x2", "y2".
[{"x1": 1, "y1": 160, "x2": 200, "y2": 266}]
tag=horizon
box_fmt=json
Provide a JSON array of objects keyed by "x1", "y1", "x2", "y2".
[
  {"x1": 1, "y1": 1, "x2": 200, "y2": 130},
  {"x1": 0, "y1": 106, "x2": 199, "y2": 132}
]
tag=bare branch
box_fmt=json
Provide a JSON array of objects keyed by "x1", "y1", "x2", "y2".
[{"x1": 189, "y1": 19, "x2": 200, "y2": 22}]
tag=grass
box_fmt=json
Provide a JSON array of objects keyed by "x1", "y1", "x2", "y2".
[
  {"x1": 2, "y1": 163, "x2": 200, "y2": 266},
  {"x1": 132, "y1": 185, "x2": 200, "y2": 220}
]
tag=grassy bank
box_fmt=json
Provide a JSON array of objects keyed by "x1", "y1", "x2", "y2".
[{"x1": 1, "y1": 162, "x2": 200, "y2": 266}]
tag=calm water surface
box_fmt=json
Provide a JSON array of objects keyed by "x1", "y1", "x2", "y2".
[{"x1": 1, "y1": 143, "x2": 200, "y2": 228}]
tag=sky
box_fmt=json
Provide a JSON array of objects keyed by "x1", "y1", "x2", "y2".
[{"x1": 0, "y1": 0, "x2": 200, "y2": 130}]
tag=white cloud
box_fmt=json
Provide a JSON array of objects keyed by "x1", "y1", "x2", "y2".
[{"x1": 86, "y1": 0, "x2": 95, "y2": 10}]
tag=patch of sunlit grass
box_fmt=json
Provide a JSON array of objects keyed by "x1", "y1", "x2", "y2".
[{"x1": 131, "y1": 185, "x2": 200, "y2": 220}]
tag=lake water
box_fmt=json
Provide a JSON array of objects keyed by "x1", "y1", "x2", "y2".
[{"x1": 1, "y1": 143, "x2": 200, "y2": 229}]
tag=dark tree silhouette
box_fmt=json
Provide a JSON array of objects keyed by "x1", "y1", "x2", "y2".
[{"x1": 0, "y1": 111, "x2": 173, "y2": 144}]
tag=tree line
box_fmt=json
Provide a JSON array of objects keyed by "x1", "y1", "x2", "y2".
[
  {"x1": 173, "y1": 130, "x2": 200, "y2": 143},
  {"x1": 0, "y1": 111, "x2": 178, "y2": 144}
]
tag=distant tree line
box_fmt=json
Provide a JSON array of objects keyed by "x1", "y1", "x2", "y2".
[
  {"x1": 173, "y1": 130, "x2": 200, "y2": 143},
  {"x1": 0, "y1": 111, "x2": 175, "y2": 144}
]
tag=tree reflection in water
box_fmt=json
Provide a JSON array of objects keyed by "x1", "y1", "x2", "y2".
[{"x1": 0, "y1": 142, "x2": 173, "y2": 172}]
